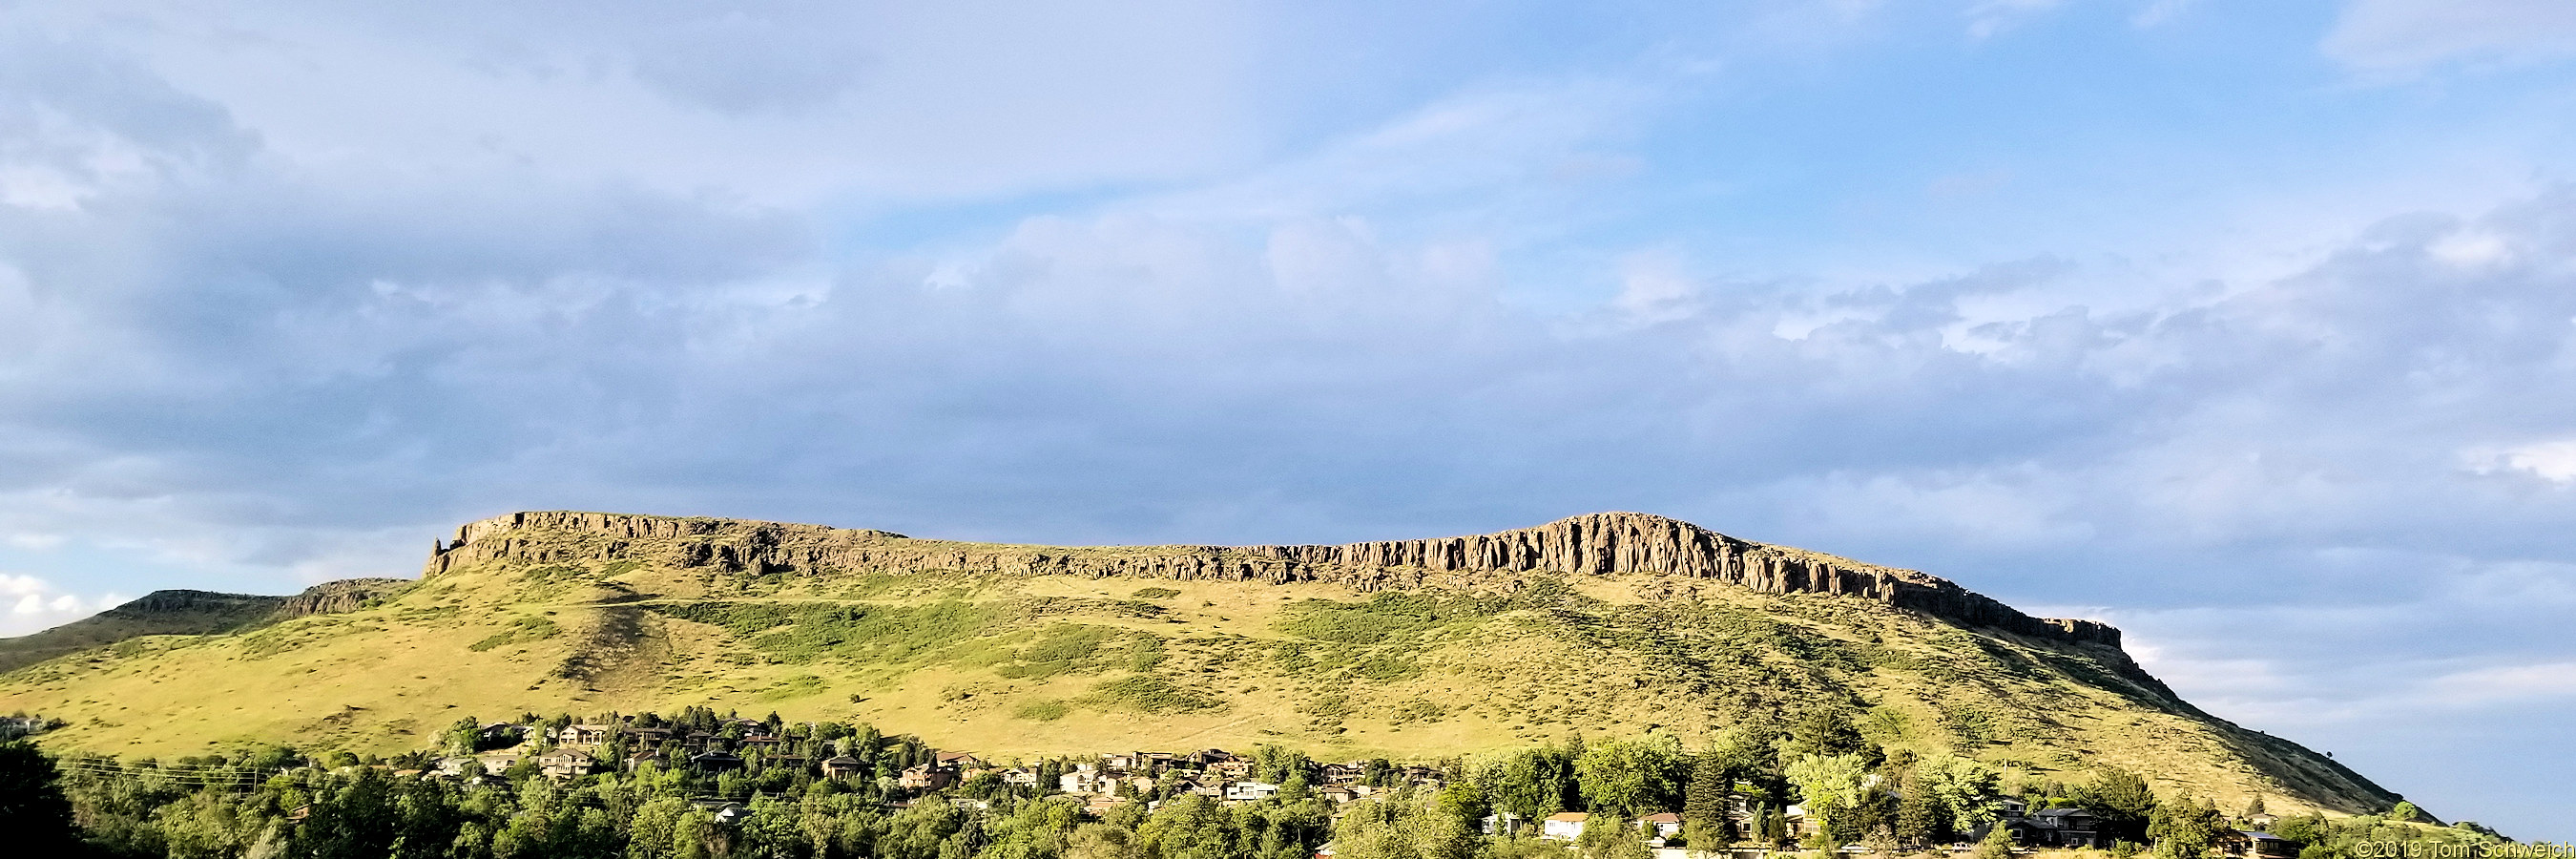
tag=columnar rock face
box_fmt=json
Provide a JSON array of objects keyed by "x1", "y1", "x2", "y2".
[{"x1": 425, "y1": 511, "x2": 2122, "y2": 648}]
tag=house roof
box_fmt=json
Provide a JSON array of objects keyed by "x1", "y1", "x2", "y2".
[
  {"x1": 1545, "y1": 812, "x2": 1589, "y2": 823},
  {"x1": 1638, "y1": 812, "x2": 1682, "y2": 823},
  {"x1": 2034, "y1": 808, "x2": 2097, "y2": 818}
]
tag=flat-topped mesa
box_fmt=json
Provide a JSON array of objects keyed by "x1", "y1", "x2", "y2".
[{"x1": 425, "y1": 510, "x2": 2120, "y2": 649}]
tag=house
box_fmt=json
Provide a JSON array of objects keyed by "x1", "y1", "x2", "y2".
[
  {"x1": 537, "y1": 749, "x2": 594, "y2": 780},
  {"x1": 691, "y1": 801, "x2": 751, "y2": 826},
  {"x1": 689, "y1": 750, "x2": 744, "y2": 772},
  {"x1": 1480, "y1": 813, "x2": 1527, "y2": 836},
  {"x1": 1782, "y1": 805, "x2": 1817, "y2": 838},
  {"x1": 432, "y1": 757, "x2": 478, "y2": 778},
  {"x1": 478, "y1": 723, "x2": 526, "y2": 745},
  {"x1": 1211, "y1": 761, "x2": 1255, "y2": 780},
  {"x1": 1002, "y1": 767, "x2": 1041, "y2": 787},
  {"x1": 629, "y1": 726, "x2": 675, "y2": 744},
  {"x1": 1225, "y1": 781, "x2": 1282, "y2": 802},
  {"x1": 821, "y1": 755, "x2": 868, "y2": 782},
  {"x1": 939, "y1": 751, "x2": 992, "y2": 770},
  {"x1": 2012, "y1": 808, "x2": 2108, "y2": 849},
  {"x1": 1319, "y1": 786, "x2": 1359, "y2": 805},
  {"x1": 1319, "y1": 763, "x2": 1364, "y2": 785},
  {"x1": 1062, "y1": 770, "x2": 1111, "y2": 795},
  {"x1": 900, "y1": 765, "x2": 958, "y2": 790},
  {"x1": 557, "y1": 724, "x2": 612, "y2": 745},
  {"x1": 1085, "y1": 795, "x2": 1127, "y2": 815},
  {"x1": 476, "y1": 753, "x2": 522, "y2": 776},
  {"x1": 624, "y1": 751, "x2": 659, "y2": 773},
  {"x1": 2216, "y1": 831, "x2": 2299, "y2": 859},
  {"x1": 1541, "y1": 812, "x2": 1589, "y2": 841},
  {"x1": 1639, "y1": 812, "x2": 1683, "y2": 844}
]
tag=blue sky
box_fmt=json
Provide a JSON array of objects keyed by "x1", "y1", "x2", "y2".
[{"x1": 3, "y1": 0, "x2": 2575, "y2": 836}]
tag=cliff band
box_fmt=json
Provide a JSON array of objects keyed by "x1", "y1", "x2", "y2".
[{"x1": 425, "y1": 511, "x2": 2119, "y2": 648}]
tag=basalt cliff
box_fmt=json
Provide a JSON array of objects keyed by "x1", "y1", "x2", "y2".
[{"x1": 426, "y1": 511, "x2": 2120, "y2": 648}]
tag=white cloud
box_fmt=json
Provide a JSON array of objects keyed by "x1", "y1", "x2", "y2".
[
  {"x1": 1966, "y1": 0, "x2": 2066, "y2": 39},
  {"x1": 0, "y1": 573, "x2": 120, "y2": 636},
  {"x1": 2463, "y1": 439, "x2": 2576, "y2": 482},
  {"x1": 2324, "y1": 0, "x2": 2576, "y2": 73}
]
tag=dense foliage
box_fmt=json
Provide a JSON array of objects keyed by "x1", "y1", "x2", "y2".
[{"x1": 0, "y1": 704, "x2": 2513, "y2": 859}]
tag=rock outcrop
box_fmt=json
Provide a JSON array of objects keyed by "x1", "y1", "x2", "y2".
[
  {"x1": 426, "y1": 511, "x2": 2122, "y2": 649},
  {"x1": 276, "y1": 578, "x2": 411, "y2": 618}
]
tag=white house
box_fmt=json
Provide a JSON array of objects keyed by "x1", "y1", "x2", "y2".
[
  {"x1": 1224, "y1": 781, "x2": 1282, "y2": 802},
  {"x1": 1541, "y1": 812, "x2": 1589, "y2": 841},
  {"x1": 1061, "y1": 770, "x2": 1110, "y2": 795}
]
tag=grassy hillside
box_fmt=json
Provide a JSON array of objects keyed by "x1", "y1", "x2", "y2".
[
  {"x1": 0, "y1": 579, "x2": 410, "y2": 674},
  {"x1": 0, "y1": 591, "x2": 286, "y2": 674},
  {"x1": 0, "y1": 512, "x2": 2401, "y2": 821}
]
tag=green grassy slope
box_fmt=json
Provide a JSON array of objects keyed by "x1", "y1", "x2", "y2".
[
  {"x1": 0, "y1": 512, "x2": 2401, "y2": 821},
  {"x1": 0, "y1": 579, "x2": 412, "y2": 674}
]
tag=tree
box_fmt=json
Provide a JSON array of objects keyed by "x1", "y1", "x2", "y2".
[
  {"x1": 1682, "y1": 751, "x2": 1735, "y2": 849},
  {"x1": 1471, "y1": 746, "x2": 1575, "y2": 823},
  {"x1": 2074, "y1": 765, "x2": 2157, "y2": 845},
  {"x1": 1334, "y1": 790, "x2": 1476, "y2": 859},
  {"x1": 0, "y1": 741, "x2": 80, "y2": 856},
  {"x1": 1895, "y1": 779, "x2": 1944, "y2": 847},
  {"x1": 1864, "y1": 825, "x2": 1901, "y2": 859},
  {"x1": 2388, "y1": 801, "x2": 2422, "y2": 823},
  {"x1": 1782, "y1": 754, "x2": 1869, "y2": 839},
  {"x1": 1916, "y1": 755, "x2": 1999, "y2": 838},
  {"x1": 2147, "y1": 795, "x2": 2222, "y2": 859},
  {"x1": 1972, "y1": 822, "x2": 2014, "y2": 859},
  {"x1": 1575, "y1": 735, "x2": 1683, "y2": 821},
  {"x1": 1756, "y1": 805, "x2": 1788, "y2": 847},
  {"x1": 1784, "y1": 711, "x2": 1870, "y2": 764},
  {"x1": 2271, "y1": 813, "x2": 2327, "y2": 847},
  {"x1": 1577, "y1": 812, "x2": 1650, "y2": 859}
]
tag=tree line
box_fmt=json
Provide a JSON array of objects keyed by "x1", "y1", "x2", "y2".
[{"x1": 0, "y1": 705, "x2": 2509, "y2": 859}]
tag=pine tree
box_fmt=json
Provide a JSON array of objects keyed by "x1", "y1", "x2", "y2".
[
  {"x1": 1896, "y1": 779, "x2": 1942, "y2": 847},
  {"x1": 1684, "y1": 752, "x2": 1732, "y2": 848}
]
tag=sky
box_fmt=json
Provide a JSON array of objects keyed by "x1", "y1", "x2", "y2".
[{"x1": 0, "y1": 0, "x2": 2572, "y2": 837}]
